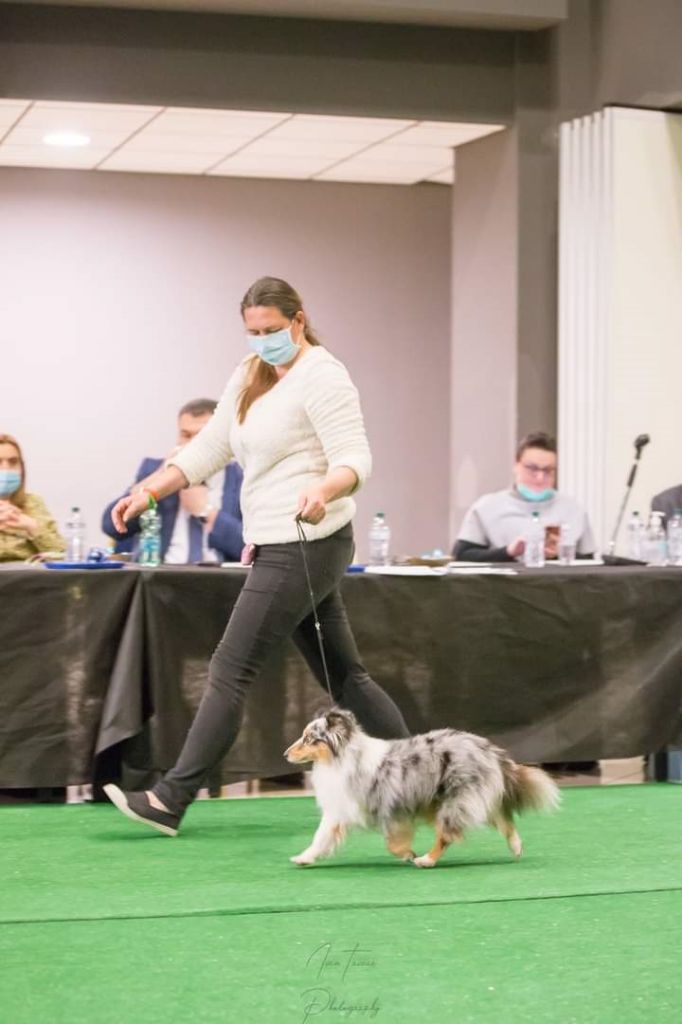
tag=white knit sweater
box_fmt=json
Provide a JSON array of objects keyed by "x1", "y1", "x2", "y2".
[{"x1": 169, "y1": 347, "x2": 372, "y2": 545}]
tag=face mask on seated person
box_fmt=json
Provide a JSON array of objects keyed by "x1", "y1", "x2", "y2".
[
  {"x1": 517, "y1": 483, "x2": 556, "y2": 502},
  {"x1": 247, "y1": 326, "x2": 300, "y2": 366},
  {"x1": 0, "y1": 470, "x2": 21, "y2": 497}
]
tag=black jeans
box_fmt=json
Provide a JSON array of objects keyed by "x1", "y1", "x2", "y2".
[{"x1": 154, "y1": 522, "x2": 409, "y2": 815}]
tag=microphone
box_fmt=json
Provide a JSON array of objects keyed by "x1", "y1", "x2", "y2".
[{"x1": 604, "y1": 433, "x2": 652, "y2": 564}]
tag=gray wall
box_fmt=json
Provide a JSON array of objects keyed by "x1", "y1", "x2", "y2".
[
  {"x1": 0, "y1": 4, "x2": 515, "y2": 123},
  {"x1": 0, "y1": 168, "x2": 451, "y2": 559}
]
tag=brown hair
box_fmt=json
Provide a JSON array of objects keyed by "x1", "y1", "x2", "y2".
[
  {"x1": 515, "y1": 431, "x2": 557, "y2": 462},
  {"x1": 178, "y1": 398, "x2": 217, "y2": 419},
  {"x1": 237, "y1": 277, "x2": 321, "y2": 423},
  {"x1": 0, "y1": 433, "x2": 27, "y2": 507}
]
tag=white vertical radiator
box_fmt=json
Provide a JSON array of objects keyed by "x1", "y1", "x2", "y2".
[{"x1": 558, "y1": 107, "x2": 682, "y2": 552}]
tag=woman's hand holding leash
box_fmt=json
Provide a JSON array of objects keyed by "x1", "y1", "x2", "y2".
[
  {"x1": 297, "y1": 485, "x2": 327, "y2": 525},
  {"x1": 296, "y1": 467, "x2": 359, "y2": 525}
]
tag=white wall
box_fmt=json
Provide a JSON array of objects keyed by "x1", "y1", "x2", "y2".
[
  {"x1": 450, "y1": 128, "x2": 517, "y2": 542},
  {"x1": 559, "y1": 107, "x2": 682, "y2": 550},
  {"x1": 606, "y1": 110, "x2": 682, "y2": 534},
  {"x1": 0, "y1": 168, "x2": 451, "y2": 560}
]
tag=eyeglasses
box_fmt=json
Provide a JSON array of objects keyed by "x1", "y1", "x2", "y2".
[{"x1": 520, "y1": 462, "x2": 556, "y2": 478}]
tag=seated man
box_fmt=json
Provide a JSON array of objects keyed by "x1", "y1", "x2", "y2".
[
  {"x1": 102, "y1": 398, "x2": 243, "y2": 563},
  {"x1": 651, "y1": 483, "x2": 682, "y2": 527},
  {"x1": 453, "y1": 431, "x2": 595, "y2": 562}
]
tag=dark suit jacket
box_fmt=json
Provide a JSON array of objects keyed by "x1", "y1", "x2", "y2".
[
  {"x1": 102, "y1": 457, "x2": 244, "y2": 562},
  {"x1": 651, "y1": 484, "x2": 682, "y2": 527}
]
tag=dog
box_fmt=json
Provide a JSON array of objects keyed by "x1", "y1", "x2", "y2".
[{"x1": 284, "y1": 709, "x2": 559, "y2": 868}]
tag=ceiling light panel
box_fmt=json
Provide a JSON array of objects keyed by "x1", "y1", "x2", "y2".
[
  {"x1": 266, "y1": 114, "x2": 414, "y2": 143},
  {"x1": 4, "y1": 126, "x2": 131, "y2": 149},
  {"x1": 19, "y1": 101, "x2": 162, "y2": 133}
]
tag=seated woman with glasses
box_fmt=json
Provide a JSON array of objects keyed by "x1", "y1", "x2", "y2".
[
  {"x1": 0, "y1": 433, "x2": 65, "y2": 562},
  {"x1": 452, "y1": 431, "x2": 595, "y2": 562}
]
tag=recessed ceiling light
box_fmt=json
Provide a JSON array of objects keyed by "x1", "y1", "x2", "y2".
[{"x1": 43, "y1": 131, "x2": 91, "y2": 148}]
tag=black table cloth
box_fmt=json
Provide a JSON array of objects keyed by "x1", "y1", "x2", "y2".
[{"x1": 1, "y1": 563, "x2": 681, "y2": 787}]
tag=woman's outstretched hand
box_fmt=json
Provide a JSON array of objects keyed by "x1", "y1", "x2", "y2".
[
  {"x1": 297, "y1": 486, "x2": 327, "y2": 526},
  {"x1": 112, "y1": 492, "x2": 152, "y2": 533}
]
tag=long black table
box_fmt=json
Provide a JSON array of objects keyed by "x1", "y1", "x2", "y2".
[{"x1": 2, "y1": 563, "x2": 682, "y2": 788}]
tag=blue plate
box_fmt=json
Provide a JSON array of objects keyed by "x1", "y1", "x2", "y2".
[
  {"x1": 346, "y1": 564, "x2": 366, "y2": 573},
  {"x1": 44, "y1": 561, "x2": 126, "y2": 570}
]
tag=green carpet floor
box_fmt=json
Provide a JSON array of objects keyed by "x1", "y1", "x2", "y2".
[{"x1": 1, "y1": 785, "x2": 681, "y2": 1023}]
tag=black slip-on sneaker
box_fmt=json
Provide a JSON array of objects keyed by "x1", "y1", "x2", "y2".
[{"x1": 103, "y1": 784, "x2": 180, "y2": 837}]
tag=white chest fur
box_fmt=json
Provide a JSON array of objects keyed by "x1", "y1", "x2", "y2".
[{"x1": 310, "y1": 737, "x2": 388, "y2": 827}]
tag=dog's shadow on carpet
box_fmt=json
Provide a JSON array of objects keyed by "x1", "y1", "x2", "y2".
[{"x1": 297, "y1": 857, "x2": 517, "y2": 871}]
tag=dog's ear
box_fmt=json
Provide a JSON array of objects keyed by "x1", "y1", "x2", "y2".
[{"x1": 325, "y1": 708, "x2": 358, "y2": 734}]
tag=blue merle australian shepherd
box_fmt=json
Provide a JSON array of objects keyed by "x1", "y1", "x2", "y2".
[{"x1": 285, "y1": 709, "x2": 559, "y2": 868}]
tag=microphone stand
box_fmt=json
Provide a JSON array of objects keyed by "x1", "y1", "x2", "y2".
[{"x1": 604, "y1": 440, "x2": 649, "y2": 564}]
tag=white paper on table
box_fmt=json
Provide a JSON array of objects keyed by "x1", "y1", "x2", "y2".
[
  {"x1": 446, "y1": 566, "x2": 518, "y2": 575},
  {"x1": 364, "y1": 565, "x2": 447, "y2": 576}
]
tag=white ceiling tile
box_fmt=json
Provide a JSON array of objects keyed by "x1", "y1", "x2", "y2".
[
  {"x1": 362, "y1": 142, "x2": 454, "y2": 164},
  {"x1": 236, "y1": 137, "x2": 361, "y2": 160},
  {"x1": 151, "y1": 108, "x2": 291, "y2": 136},
  {"x1": 0, "y1": 100, "x2": 31, "y2": 131},
  {"x1": 209, "y1": 154, "x2": 334, "y2": 178},
  {"x1": 99, "y1": 151, "x2": 217, "y2": 173},
  {"x1": 267, "y1": 114, "x2": 413, "y2": 143},
  {"x1": 20, "y1": 102, "x2": 162, "y2": 133},
  {"x1": 117, "y1": 132, "x2": 251, "y2": 155},
  {"x1": 0, "y1": 145, "x2": 111, "y2": 169},
  {"x1": 395, "y1": 122, "x2": 506, "y2": 147},
  {"x1": 426, "y1": 166, "x2": 455, "y2": 185},
  {"x1": 0, "y1": 100, "x2": 500, "y2": 184},
  {"x1": 316, "y1": 163, "x2": 429, "y2": 185},
  {"x1": 210, "y1": 166, "x2": 314, "y2": 180}
]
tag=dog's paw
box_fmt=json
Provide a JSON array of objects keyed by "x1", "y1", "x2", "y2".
[
  {"x1": 290, "y1": 852, "x2": 316, "y2": 866},
  {"x1": 413, "y1": 854, "x2": 436, "y2": 868}
]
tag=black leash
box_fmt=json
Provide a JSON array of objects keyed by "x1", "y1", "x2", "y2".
[{"x1": 295, "y1": 515, "x2": 334, "y2": 703}]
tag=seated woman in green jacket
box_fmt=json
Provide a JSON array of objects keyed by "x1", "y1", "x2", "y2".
[{"x1": 0, "y1": 433, "x2": 65, "y2": 561}]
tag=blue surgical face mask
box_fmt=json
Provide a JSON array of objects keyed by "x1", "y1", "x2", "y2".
[
  {"x1": 247, "y1": 326, "x2": 300, "y2": 366},
  {"x1": 0, "y1": 469, "x2": 21, "y2": 497},
  {"x1": 517, "y1": 483, "x2": 556, "y2": 503}
]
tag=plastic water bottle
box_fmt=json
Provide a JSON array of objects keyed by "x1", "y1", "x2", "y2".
[
  {"x1": 138, "y1": 507, "x2": 162, "y2": 566},
  {"x1": 558, "y1": 522, "x2": 576, "y2": 565},
  {"x1": 645, "y1": 511, "x2": 667, "y2": 566},
  {"x1": 626, "y1": 510, "x2": 644, "y2": 560},
  {"x1": 523, "y1": 511, "x2": 545, "y2": 568},
  {"x1": 65, "y1": 506, "x2": 87, "y2": 562},
  {"x1": 667, "y1": 509, "x2": 682, "y2": 567},
  {"x1": 368, "y1": 512, "x2": 391, "y2": 566}
]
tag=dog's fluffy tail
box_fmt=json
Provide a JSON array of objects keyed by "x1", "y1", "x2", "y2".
[{"x1": 502, "y1": 761, "x2": 561, "y2": 815}]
